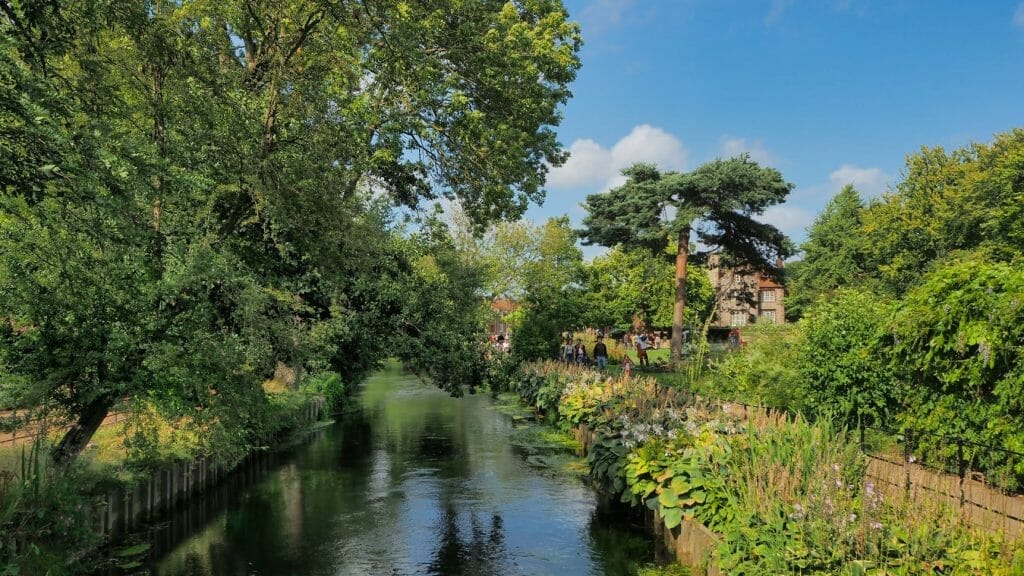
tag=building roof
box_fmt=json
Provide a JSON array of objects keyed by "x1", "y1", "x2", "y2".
[{"x1": 490, "y1": 299, "x2": 518, "y2": 313}]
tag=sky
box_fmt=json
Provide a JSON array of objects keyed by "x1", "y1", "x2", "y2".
[{"x1": 525, "y1": 0, "x2": 1024, "y2": 257}]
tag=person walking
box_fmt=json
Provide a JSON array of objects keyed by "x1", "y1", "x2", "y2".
[
  {"x1": 573, "y1": 339, "x2": 587, "y2": 366},
  {"x1": 592, "y1": 337, "x2": 608, "y2": 372},
  {"x1": 637, "y1": 332, "x2": 650, "y2": 368},
  {"x1": 562, "y1": 337, "x2": 575, "y2": 365}
]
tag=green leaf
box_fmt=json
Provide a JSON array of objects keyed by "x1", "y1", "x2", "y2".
[
  {"x1": 661, "y1": 506, "x2": 684, "y2": 530},
  {"x1": 658, "y1": 487, "x2": 679, "y2": 508}
]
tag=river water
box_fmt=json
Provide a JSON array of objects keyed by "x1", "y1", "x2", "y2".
[{"x1": 132, "y1": 363, "x2": 655, "y2": 575}]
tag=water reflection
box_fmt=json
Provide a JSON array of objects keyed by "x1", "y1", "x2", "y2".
[{"x1": 128, "y1": 363, "x2": 653, "y2": 576}]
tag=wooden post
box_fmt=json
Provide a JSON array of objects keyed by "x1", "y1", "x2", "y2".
[
  {"x1": 957, "y1": 441, "x2": 967, "y2": 509},
  {"x1": 903, "y1": 431, "x2": 913, "y2": 494}
]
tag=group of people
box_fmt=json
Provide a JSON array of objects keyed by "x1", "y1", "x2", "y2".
[
  {"x1": 561, "y1": 335, "x2": 610, "y2": 371},
  {"x1": 560, "y1": 328, "x2": 659, "y2": 375}
]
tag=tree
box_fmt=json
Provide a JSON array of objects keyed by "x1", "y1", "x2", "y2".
[
  {"x1": 797, "y1": 288, "x2": 896, "y2": 429},
  {"x1": 889, "y1": 255, "x2": 1024, "y2": 489},
  {"x1": 507, "y1": 217, "x2": 585, "y2": 361},
  {"x1": 582, "y1": 245, "x2": 714, "y2": 331},
  {"x1": 390, "y1": 215, "x2": 490, "y2": 396},
  {"x1": 861, "y1": 129, "x2": 1024, "y2": 295},
  {"x1": 0, "y1": 0, "x2": 582, "y2": 466},
  {"x1": 786, "y1": 185, "x2": 870, "y2": 320},
  {"x1": 579, "y1": 157, "x2": 793, "y2": 362}
]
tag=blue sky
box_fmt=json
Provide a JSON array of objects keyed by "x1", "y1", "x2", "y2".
[{"x1": 527, "y1": 0, "x2": 1024, "y2": 255}]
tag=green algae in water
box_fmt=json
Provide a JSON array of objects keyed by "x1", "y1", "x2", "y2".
[{"x1": 493, "y1": 396, "x2": 587, "y2": 475}]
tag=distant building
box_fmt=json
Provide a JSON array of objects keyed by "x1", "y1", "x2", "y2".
[
  {"x1": 706, "y1": 255, "x2": 785, "y2": 327},
  {"x1": 486, "y1": 298, "x2": 518, "y2": 337}
]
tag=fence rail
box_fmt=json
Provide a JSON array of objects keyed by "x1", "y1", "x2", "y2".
[
  {"x1": 677, "y1": 390, "x2": 1024, "y2": 538},
  {"x1": 0, "y1": 410, "x2": 129, "y2": 449}
]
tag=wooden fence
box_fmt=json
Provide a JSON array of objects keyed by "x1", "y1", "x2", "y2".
[
  {"x1": 96, "y1": 395, "x2": 326, "y2": 539},
  {"x1": 866, "y1": 453, "x2": 1024, "y2": 538},
  {"x1": 0, "y1": 410, "x2": 129, "y2": 449}
]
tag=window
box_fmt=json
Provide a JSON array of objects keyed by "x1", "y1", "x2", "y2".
[
  {"x1": 730, "y1": 311, "x2": 747, "y2": 326},
  {"x1": 760, "y1": 310, "x2": 776, "y2": 323},
  {"x1": 759, "y1": 289, "x2": 776, "y2": 303}
]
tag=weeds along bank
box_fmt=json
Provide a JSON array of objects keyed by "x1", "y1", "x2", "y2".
[
  {"x1": 491, "y1": 361, "x2": 1024, "y2": 574},
  {"x1": 0, "y1": 380, "x2": 339, "y2": 576}
]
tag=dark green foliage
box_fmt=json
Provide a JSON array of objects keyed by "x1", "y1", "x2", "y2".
[
  {"x1": 579, "y1": 164, "x2": 675, "y2": 253},
  {"x1": 707, "y1": 323, "x2": 803, "y2": 410},
  {"x1": 489, "y1": 216, "x2": 584, "y2": 363},
  {"x1": 389, "y1": 217, "x2": 490, "y2": 396},
  {"x1": 862, "y1": 129, "x2": 1024, "y2": 295},
  {"x1": 0, "y1": 0, "x2": 580, "y2": 464},
  {"x1": 302, "y1": 372, "x2": 345, "y2": 408},
  {"x1": 483, "y1": 351, "x2": 520, "y2": 394},
  {"x1": 891, "y1": 256, "x2": 1024, "y2": 489},
  {"x1": 1, "y1": 0, "x2": 580, "y2": 566},
  {"x1": 786, "y1": 185, "x2": 870, "y2": 320},
  {"x1": 582, "y1": 246, "x2": 715, "y2": 330},
  {"x1": 797, "y1": 289, "x2": 896, "y2": 429},
  {"x1": 674, "y1": 157, "x2": 795, "y2": 271},
  {"x1": 0, "y1": 443, "x2": 101, "y2": 574},
  {"x1": 512, "y1": 290, "x2": 581, "y2": 363}
]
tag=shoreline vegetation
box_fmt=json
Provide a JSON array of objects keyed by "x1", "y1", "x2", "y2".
[
  {"x1": 489, "y1": 360, "x2": 1024, "y2": 575},
  {"x1": 0, "y1": 383, "x2": 337, "y2": 575}
]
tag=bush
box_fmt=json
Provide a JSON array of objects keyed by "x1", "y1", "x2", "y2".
[
  {"x1": 706, "y1": 323, "x2": 802, "y2": 410},
  {"x1": 797, "y1": 288, "x2": 897, "y2": 429},
  {"x1": 511, "y1": 307, "x2": 561, "y2": 363},
  {"x1": 891, "y1": 256, "x2": 1024, "y2": 490},
  {"x1": 2, "y1": 442, "x2": 102, "y2": 575},
  {"x1": 301, "y1": 371, "x2": 346, "y2": 408},
  {"x1": 484, "y1": 351, "x2": 520, "y2": 394}
]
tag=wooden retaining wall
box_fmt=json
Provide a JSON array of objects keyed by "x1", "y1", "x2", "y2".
[{"x1": 96, "y1": 396, "x2": 326, "y2": 540}]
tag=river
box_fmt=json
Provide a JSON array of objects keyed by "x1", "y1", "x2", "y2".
[{"x1": 124, "y1": 363, "x2": 656, "y2": 575}]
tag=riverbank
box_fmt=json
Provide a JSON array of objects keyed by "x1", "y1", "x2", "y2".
[
  {"x1": 1, "y1": 388, "x2": 334, "y2": 575},
  {"x1": 497, "y1": 361, "x2": 1024, "y2": 575},
  {"x1": 105, "y1": 363, "x2": 659, "y2": 575}
]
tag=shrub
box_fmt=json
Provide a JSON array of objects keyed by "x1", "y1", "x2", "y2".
[
  {"x1": 301, "y1": 371, "x2": 345, "y2": 408},
  {"x1": 483, "y1": 351, "x2": 520, "y2": 394},
  {"x1": 890, "y1": 256, "x2": 1024, "y2": 490},
  {"x1": 797, "y1": 288, "x2": 897, "y2": 429},
  {"x1": 706, "y1": 323, "x2": 803, "y2": 410}
]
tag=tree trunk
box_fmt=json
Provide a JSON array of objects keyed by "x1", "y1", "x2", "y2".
[
  {"x1": 53, "y1": 394, "x2": 116, "y2": 466},
  {"x1": 670, "y1": 225, "x2": 691, "y2": 364}
]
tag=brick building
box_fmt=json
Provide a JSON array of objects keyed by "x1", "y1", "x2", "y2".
[{"x1": 706, "y1": 255, "x2": 786, "y2": 327}]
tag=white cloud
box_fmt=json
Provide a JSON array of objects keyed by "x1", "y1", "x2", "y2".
[
  {"x1": 758, "y1": 205, "x2": 815, "y2": 239},
  {"x1": 547, "y1": 139, "x2": 613, "y2": 189},
  {"x1": 610, "y1": 124, "x2": 689, "y2": 172},
  {"x1": 1015, "y1": 2, "x2": 1024, "y2": 28},
  {"x1": 718, "y1": 136, "x2": 778, "y2": 166},
  {"x1": 828, "y1": 164, "x2": 891, "y2": 197},
  {"x1": 547, "y1": 124, "x2": 688, "y2": 191}
]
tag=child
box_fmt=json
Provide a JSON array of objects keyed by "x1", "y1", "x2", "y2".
[{"x1": 620, "y1": 355, "x2": 633, "y2": 378}]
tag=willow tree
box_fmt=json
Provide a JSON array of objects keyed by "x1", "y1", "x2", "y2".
[{"x1": 579, "y1": 156, "x2": 793, "y2": 362}]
